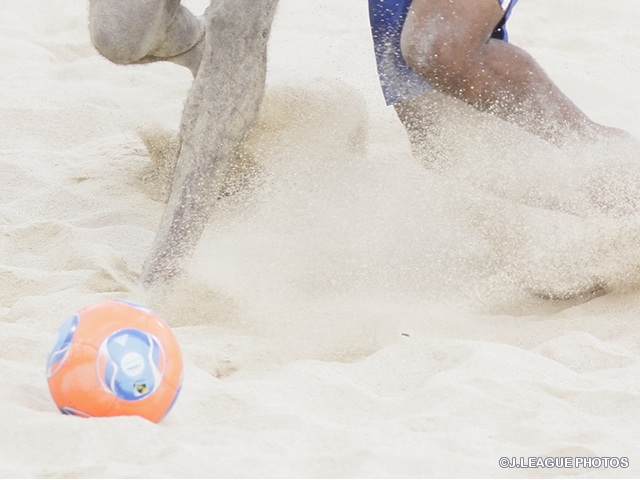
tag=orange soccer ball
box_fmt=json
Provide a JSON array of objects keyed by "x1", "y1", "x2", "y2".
[{"x1": 46, "y1": 300, "x2": 183, "y2": 423}]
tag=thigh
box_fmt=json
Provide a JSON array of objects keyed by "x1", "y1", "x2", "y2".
[{"x1": 403, "y1": 0, "x2": 506, "y2": 55}]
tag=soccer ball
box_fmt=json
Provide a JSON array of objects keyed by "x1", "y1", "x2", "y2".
[{"x1": 46, "y1": 300, "x2": 183, "y2": 423}]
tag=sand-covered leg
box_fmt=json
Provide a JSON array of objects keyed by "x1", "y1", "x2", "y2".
[
  {"x1": 140, "y1": 0, "x2": 280, "y2": 290},
  {"x1": 89, "y1": 0, "x2": 205, "y2": 75}
]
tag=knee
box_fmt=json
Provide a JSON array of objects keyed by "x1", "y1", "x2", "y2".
[
  {"x1": 89, "y1": 8, "x2": 149, "y2": 64},
  {"x1": 88, "y1": 0, "x2": 168, "y2": 65},
  {"x1": 400, "y1": 23, "x2": 465, "y2": 87}
]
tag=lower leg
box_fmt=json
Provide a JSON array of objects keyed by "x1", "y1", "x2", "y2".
[
  {"x1": 394, "y1": 90, "x2": 451, "y2": 165},
  {"x1": 141, "y1": 0, "x2": 280, "y2": 289},
  {"x1": 440, "y1": 39, "x2": 619, "y2": 142}
]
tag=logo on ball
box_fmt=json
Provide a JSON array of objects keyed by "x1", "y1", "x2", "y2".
[{"x1": 96, "y1": 328, "x2": 167, "y2": 401}]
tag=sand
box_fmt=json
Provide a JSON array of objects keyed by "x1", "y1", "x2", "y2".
[{"x1": 2, "y1": 0, "x2": 640, "y2": 477}]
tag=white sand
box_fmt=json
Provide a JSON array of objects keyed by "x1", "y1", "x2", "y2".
[{"x1": 2, "y1": 0, "x2": 640, "y2": 477}]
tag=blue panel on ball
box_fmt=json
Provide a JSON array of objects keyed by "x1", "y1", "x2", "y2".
[
  {"x1": 46, "y1": 314, "x2": 79, "y2": 378},
  {"x1": 59, "y1": 406, "x2": 93, "y2": 418},
  {"x1": 97, "y1": 328, "x2": 166, "y2": 402}
]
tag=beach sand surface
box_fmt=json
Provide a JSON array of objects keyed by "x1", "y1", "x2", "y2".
[{"x1": 1, "y1": 0, "x2": 640, "y2": 477}]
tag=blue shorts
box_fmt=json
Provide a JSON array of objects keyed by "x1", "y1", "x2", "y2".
[{"x1": 369, "y1": 0, "x2": 519, "y2": 105}]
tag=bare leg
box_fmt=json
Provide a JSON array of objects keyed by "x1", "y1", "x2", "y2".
[
  {"x1": 89, "y1": 0, "x2": 205, "y2": 75},
  {"x1": 140, "y1": 0, "x2": 280, "y2": 290},
  {"x1": 400, "y1": 0, "x2": 623, "y2": 144},
  {"x1": 393, "y1": 89, "x2": 452, "y2": 166}
]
